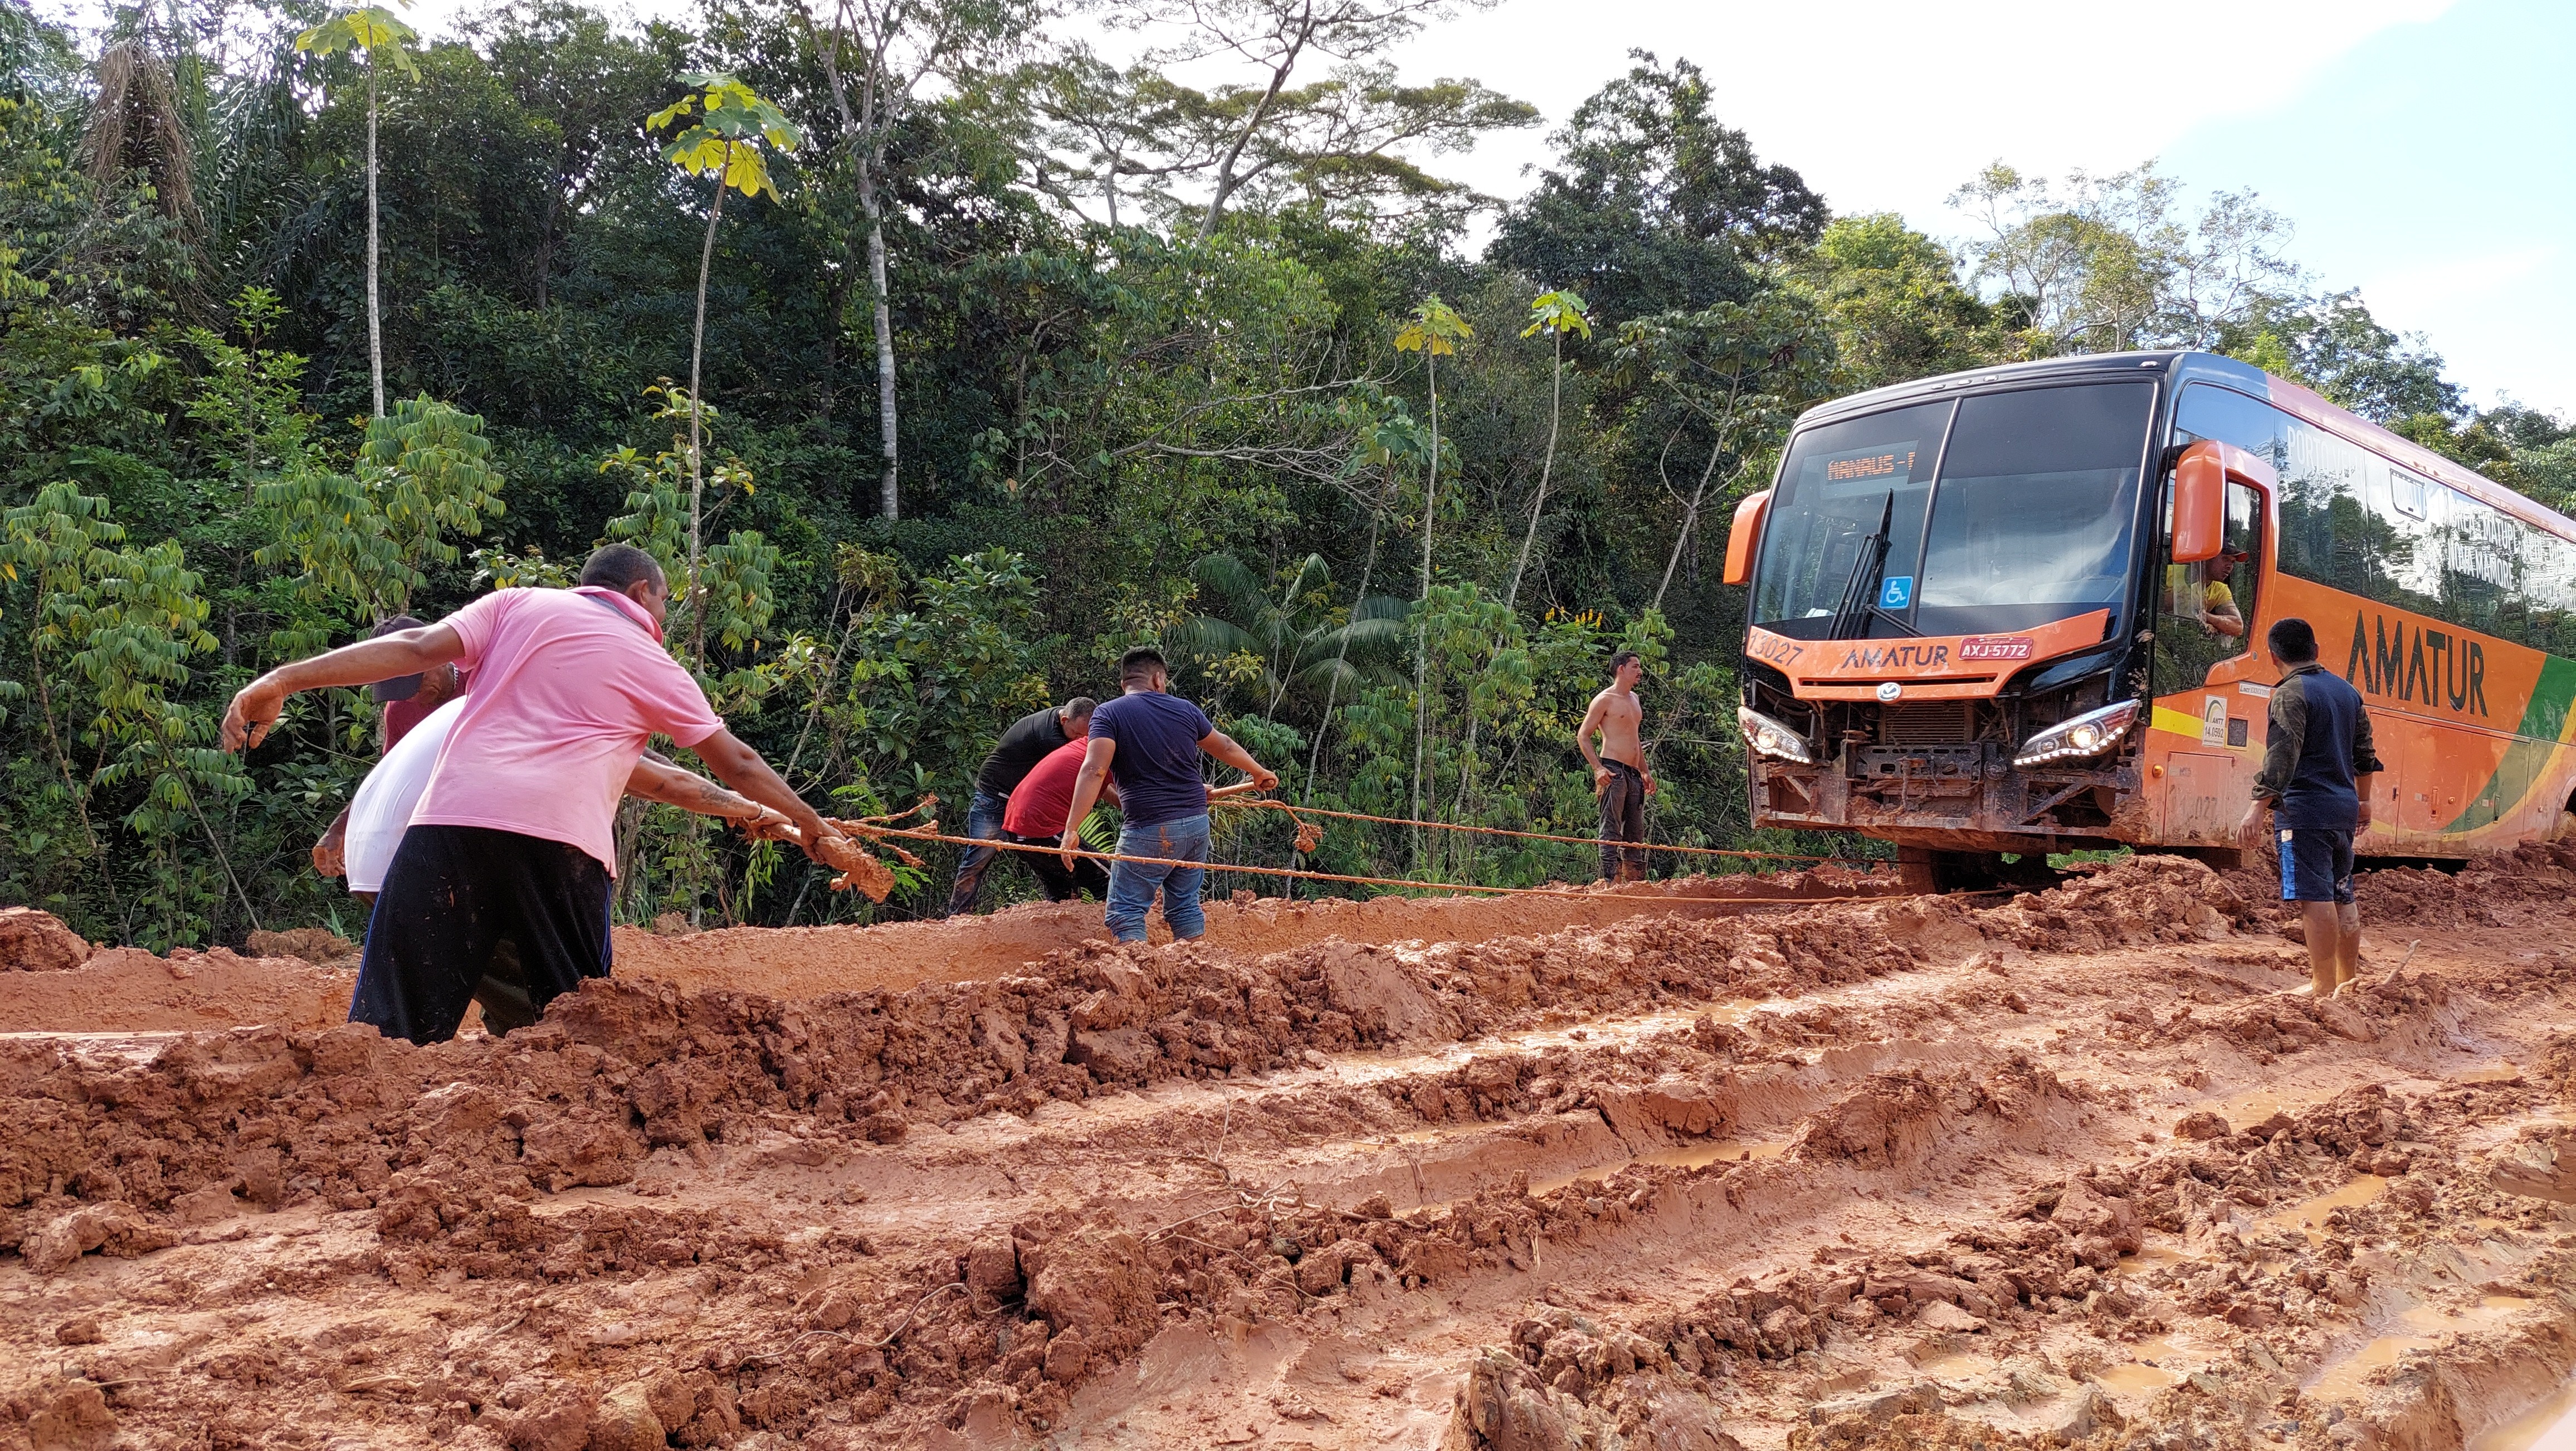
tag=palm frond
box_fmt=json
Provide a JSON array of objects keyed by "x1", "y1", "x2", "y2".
[
  {"x1": 81, "y1": 40, "x2": 198, "y2": 226},
  {"x1": 1165, "y1": 616, "x2": 1260, "y2": 661},
  {"x1": 1188, "y1": 552, "x2": 1272, "y2": 625}
]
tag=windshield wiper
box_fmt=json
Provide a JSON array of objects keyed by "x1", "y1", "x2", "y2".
[{"x1": 1826, "y1": 492, "x2": 1919, "y2": 640}]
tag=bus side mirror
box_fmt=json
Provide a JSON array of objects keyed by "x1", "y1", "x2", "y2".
[
  {"x1": 1723, "y1": 489, "x2": 1770, "y2": 586},
  {"x1": 2173, "y1": 446, "x2": 2226, "y2": 563}
]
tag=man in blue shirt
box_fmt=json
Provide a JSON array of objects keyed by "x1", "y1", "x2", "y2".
[
  {"x1": 2237, "y1": 617, "x2": 2384, "y2": 996},
  {"x1": 1057, "y1": 647, "x2": 1278, "y2": 942}
]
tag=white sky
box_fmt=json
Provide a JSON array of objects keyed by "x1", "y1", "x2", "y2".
[
  {"x1": 1373, "y1": 0, "x2": 2459, "y2": 234},
  {"x1": 48, "y1": 0, "x2": 2572, "y2": 414}
]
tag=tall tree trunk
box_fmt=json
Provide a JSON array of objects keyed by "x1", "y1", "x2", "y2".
[
  {"x1": 861, "y1": 165, "x2": 899, "y2": 520},
  {"x1": 1505, "y1": 330, "x2": 1563, "y2": 611},
  {"x1": 1650, "y1": 441, "x2": 1724, "y2": 613},
  {"x1": 686, "y1": 147, "x2": 730, "y2": 670},
  {"x1": 1195, "y1": 5, "x2": 1310, "y2": 240},
  {"x1": 805, "y1": 11, "x2": 901, "y2": 520},
  {"x1": 365, "y1": 52, "x2": 383, "y2": 417},
  {"x1": 1410, "y1": 352, "x2": 1437, "y2": 872},
  {"x1": 1652, "y1": 393, "x2": 1743, "y2": 613},
  {"x1": 533, "y1": 176, "x2": 565, "y2": 310},
  {"x1": 1457, "y1": 332, "x2": 1570, "y2": 867}
]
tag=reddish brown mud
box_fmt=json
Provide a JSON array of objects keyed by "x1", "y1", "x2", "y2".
[{"x1": 6, "y1": 850, "x2": 2576, "y2": 1451}]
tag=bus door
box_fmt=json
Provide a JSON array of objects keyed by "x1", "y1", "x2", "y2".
[{"x1": 2157, "y1": 483, "x2": 2267, "y2": 843}]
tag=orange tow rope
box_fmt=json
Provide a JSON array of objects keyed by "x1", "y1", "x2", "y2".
[
  {"x1": 826, "y1": 813, "x2": 1889, "y2": 906},
  {"x1": 1211, "y1": 797, "x2": 1878, "y2": 867}
]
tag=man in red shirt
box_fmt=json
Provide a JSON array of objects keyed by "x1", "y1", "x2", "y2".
[
  {"x1": 1008, "y1": 736, "x2": 1264, "y2": 904},
  {"x1": 1000, "y1": 738, "x2": 1114, "y2": 901}
]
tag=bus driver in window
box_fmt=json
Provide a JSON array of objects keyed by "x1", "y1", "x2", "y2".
[{"x1": 2166, "y1": 546, "x2": 2248, "y2": 640}]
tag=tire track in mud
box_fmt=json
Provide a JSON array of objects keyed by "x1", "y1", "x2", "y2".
[{"x1": 8, "y1": 851, "x2": 2576, "y2": 1450}]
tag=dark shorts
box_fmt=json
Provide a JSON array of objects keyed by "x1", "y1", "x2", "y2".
[
  {"x1": 2279, "y1": 827, "x2": 2355, "y2": 904},
  {"x1": 354, "y1": 824, "x2": 613, "y2": 1044}
]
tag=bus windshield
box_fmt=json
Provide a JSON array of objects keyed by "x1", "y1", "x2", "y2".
[{"x1": 1751, "y1": 380, "x2": 2154, "y2": 640}]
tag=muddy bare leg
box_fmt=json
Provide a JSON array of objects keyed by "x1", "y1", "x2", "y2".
[
  {"x1": 2300, "y1": 900, "x2": 2341, "y2": 995},
  {"x1": 2334, "y1": 900, "x2": 2362, "y2": 989}
]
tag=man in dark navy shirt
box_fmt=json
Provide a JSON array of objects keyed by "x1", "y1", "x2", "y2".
[
  {"x1": 2238, "y1": 617, "x2": 2384, "y2": 996},
  {"x1": 1057, "y1": 647, "x2": 1277, "y2": 942},
  {"x1": 944, "y1": 697, "x2": 1095, "y2": 916}
]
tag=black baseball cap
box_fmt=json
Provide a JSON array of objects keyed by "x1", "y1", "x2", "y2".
[{"x1": 368, "y1": 615, "x2": 428, "y2": 702}]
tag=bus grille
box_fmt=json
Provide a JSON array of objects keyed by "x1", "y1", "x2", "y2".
[{"x1": 1877, "y1": 703, "x2": 1976, "y2": 746}]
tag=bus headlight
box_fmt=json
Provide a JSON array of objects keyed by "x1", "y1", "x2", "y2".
[
  {"x1": 1738, "y1": 707, "x2": 1813, "y2": 764},
  {"x1": 2013, "y1": 700, "x2": 2140, "y2": 767}
]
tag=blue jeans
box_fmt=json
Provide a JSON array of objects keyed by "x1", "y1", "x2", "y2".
[
  {"x1": 943, "y1": 789, "x2": 1010, "y2": 917},
  {"x1": 1105, "y1": 814, "x2": 1209, "y2": 943}
]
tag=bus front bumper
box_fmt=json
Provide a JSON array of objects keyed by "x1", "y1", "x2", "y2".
[{"x1": 1749, "y1": 744, "x2": 2145, "y2": 854}]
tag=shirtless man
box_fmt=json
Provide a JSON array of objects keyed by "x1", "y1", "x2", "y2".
[{"x1": 1578, "y1": 650, "x2": 1656, "y2": 883}]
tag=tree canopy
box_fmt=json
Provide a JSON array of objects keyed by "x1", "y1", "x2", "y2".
[{"x1": 0, "y1": 1, "x2": 2558, "y2": 947}]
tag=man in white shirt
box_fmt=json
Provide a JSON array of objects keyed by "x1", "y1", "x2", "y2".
[{"x1": 333, "y1": 691, "x2": 793, "y2": 1032}]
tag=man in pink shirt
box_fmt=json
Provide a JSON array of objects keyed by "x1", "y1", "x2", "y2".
[{"x1": 222, "y1": 544, "x2": 850, "y2": 1044}]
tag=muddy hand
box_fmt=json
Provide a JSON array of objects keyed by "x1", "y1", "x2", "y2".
[
  {"x1": 2236, "y1": 805, "x2": 2269, "y2": 852},
  {"x1": 736, "y1": 806, "x2": 801, "y2": 843}
]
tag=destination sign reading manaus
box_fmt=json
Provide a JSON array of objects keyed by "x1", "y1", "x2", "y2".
[{"x1": 1824, "y1": 448, "x2": 1916, "y2": 482}]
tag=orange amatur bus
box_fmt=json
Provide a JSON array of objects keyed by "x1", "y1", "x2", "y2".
[{"x1": 1725, "y1": 350, "x2": 2576, "y2": 891}]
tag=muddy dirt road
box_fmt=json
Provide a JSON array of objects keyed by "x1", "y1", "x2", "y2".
[
  {"x1": 6, "y1": 851, "x2": 2576, "y2": 1450},
  {"x1": 0, "y1": 869, "x2": 1885, "y2": 1036}
]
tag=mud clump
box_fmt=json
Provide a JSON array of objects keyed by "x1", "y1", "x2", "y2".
[
  {"x1": 243, "y1": 926, "x2": 360, "y2": 965},
  {"x1": 2174, "y1": 1110, "x2": 2229, "y2": 1141},
  {"x1": 1450, "y1": 1337, "x2": 1746, "y2": 1451},
  {"x1": 2360, "y1": 841, "x2": 2576, "y2": 930},
  {"x1": 0, "y1": 907, "x2": 91, "y2": 972},
  {"x1": 1023, "y1": 1230, "x2": 1158, "y2": 1366},
  {"x1": 1973, "y1": 855, "x2": 2250, "y2": 952},
  {"x1": 2222, "y1": 840, "x2": 2576, "y2": 937}
]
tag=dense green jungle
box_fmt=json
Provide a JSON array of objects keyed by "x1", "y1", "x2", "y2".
[{"x1": 3, "y1": 0, "x2": 2570, "y2": 947}]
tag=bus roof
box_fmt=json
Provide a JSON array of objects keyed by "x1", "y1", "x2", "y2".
[{"x1": 1797, "y1": 350, "x2": 2576, "y2": 548}]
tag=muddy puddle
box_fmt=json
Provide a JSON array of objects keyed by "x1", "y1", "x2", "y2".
[
  {"x1": 2090, "y1": 1332, "x2": 2214, "y2": 1395},
  {"x1": 2478, "y1": 1378, "x2": 2576, "y2": 1451},
  {"x1": 2260, "y1": 1172, "x2": 2390, "y2": 1241},
  {"x1": 2305, "y1": 1298, "x2": 2548, "y2": 1403}
]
